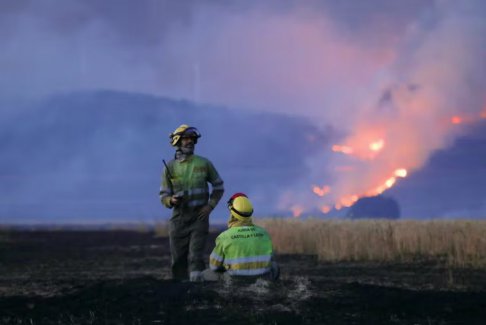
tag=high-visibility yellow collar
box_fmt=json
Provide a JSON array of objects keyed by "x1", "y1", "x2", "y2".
[{"x1": 227, "y1": 215, "x2": 254, "y2": 228}]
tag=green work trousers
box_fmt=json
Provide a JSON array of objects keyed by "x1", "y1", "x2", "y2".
[{"x1": 168, "y1": 208, "x2": 209, "y2": 280}]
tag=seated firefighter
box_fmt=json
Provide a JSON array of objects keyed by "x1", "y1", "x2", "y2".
[{"x1": 201, "y1": 193, "x2": 279, "y2": 282}]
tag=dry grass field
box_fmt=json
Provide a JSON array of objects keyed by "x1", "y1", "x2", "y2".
[{"x1": 257, "y1": 219, "x2": 486, "y2": 268}]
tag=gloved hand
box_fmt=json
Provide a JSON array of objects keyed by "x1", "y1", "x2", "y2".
[
  {"x1": 198, "y1": 205, "x2": 213, "y2": 220},
  {"x1": 170, "y1": 195, "x2": 182, "y2": 207}
]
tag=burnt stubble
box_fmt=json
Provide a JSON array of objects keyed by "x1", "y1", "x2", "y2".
[{"x1": 0, "y1": 230, "x2": 485, "y2": 324}]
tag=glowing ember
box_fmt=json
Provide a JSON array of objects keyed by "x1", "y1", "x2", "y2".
[
  {"x1": 481, "y1": 109, "x2": 486, "y2": 119},
  {"x1": 451, "y1": 116, "x2": 462, "y2": 124},
  {"x1": 385, "y1": 177, "x2": 396, "y2": 188},
  {"x1": 332, "y1": 145, "x2": 353, "y2": 155},
  {"x1": 367, "y1": 172, "x2": 403, "y2": 197},
  {"x1": 332, "y1": 136, "x2": 386, "y2": 160},
  {"x1": 290, "y1": 205, "x2": 303, "y2": 218},
  {"x1": 394, "y1": 168, "x2": 407, "y2": 178},
  {"x1": 321, "y1": 205, "x2": 331, "y2": 214},
  {"x1": 369, "y1": 139, "x2": 385, "y2": 152},
  {"x1": 312, "y1": 185, "x2": 331, "y2": 197},
  {"x1": 334, "y1": 203, "x2": 342, "y2": 210},
  {"x1": 372, "y1": 185, "x2": 387, "y2": 196}
]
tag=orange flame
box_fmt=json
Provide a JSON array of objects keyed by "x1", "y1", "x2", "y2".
[
  {"x1": 385, "y1": 177, "x2": 396, "y2": 188},
  {"x1": 451, "y1": 116, "x2": 462, "y2": 124},
  {"x1": 312, "y1": 185, "x2": 331, "y2": 197},
  {"x1": 394, "y1": 168, "x2": 407, "y2": 178},
  {"x1": 320, "y1": 105, "x2": 485, "y2": 218},
  {"x1": 332, "y1": 131, "x2": 386, "y2": 160},
  {"x1": 298, "y1": 103, "x2": 485, "y2": 219},
  {"x1": 369, "y1": 139, "x2": 385, "y2": 152},
  {"x1": 340, "y1": 195, "x2": 358, "y2": 208},
  {"x1": 448, "y1": 111, "x2": 486, "y2": 125},
  {"x1": 365, "y1": 169, "x2": 407, "y2": 197},
  {"x1": 316, "y1": 120, "x2": 417, "y2": 216},
  {"x1": 332, "y1": 145, "x2": 353, "y2": 155},
  {"x1": 290, "y1": 205, "x2": 303, "y2": 218},
  {"x1": 320, "y1": 205, "x2": 331, "y2": 214}
]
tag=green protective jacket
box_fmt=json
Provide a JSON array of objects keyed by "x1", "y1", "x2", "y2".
[
  {"x1": 160, "y1": 155, "x2": 224, "y2": 212},
  {"x1": 209, "y1": 225, "x2": 273, "y2": 276}
]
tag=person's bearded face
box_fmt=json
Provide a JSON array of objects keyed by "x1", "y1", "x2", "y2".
[{"x1": 180, "y1": 136, "x2": 195, "y2": 154}]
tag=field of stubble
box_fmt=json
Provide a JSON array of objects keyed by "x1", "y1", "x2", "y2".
[{"x1": 0, "y1": 226, "x2": 485, "y2": 324}]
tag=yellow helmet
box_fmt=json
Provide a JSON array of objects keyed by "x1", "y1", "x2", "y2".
[
  {"x1": 229, "y1": 195, "x2": 254, "y2": 221},
  {"x1": 169, "y1": 124, "x2": 201, "y2": 147}
]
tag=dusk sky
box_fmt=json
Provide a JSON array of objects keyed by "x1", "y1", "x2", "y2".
[{"x1": 1, "y1": 0, "x2": 485, "y2": 224}]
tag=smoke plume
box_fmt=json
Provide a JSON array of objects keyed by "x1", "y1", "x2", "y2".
[{"x1": 1, "y1": 0, "x2": 485, "y2": 218}]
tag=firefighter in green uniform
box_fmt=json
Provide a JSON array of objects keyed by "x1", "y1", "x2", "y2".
[
  {"x1": 202, "y1": 193, "x2": 279, "y2": 282},
  {"x1": 160, "y1": 124, "x2": 224, "y2": 281}
]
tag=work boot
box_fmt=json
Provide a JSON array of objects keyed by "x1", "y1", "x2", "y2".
[
  {"x1": 189, "y1": 271, "x2": 203, "y2": 282},
  {"x1": 270, "y1": 261, "x2": 280, "y2": 281}
]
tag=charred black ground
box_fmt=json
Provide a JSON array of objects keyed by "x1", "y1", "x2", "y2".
[{"x1": 0, "y1": 230, "x2": 485, "y2": 324}]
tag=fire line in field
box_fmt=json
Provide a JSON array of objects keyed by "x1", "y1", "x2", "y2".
[
  {"x1": 312, "y1": 167, "x2": 408, "y2": 214},
  {"x1": 295, "y1": 102, "x2": 486, "y2": 218},
  {"x1": 310, "y1": 128, "x2": 410, "y2": 215}
]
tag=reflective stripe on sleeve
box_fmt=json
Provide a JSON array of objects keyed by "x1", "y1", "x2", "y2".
[
  {"x1": 224, "y1": 260, "x2": 272, "y2": 272},
  {"x1": 224, "y1": 255, "x2": 272, "y2": 265},
  {"x1": 227, "y1": 267, "x2": 271, "y2": 276},
  {"x1": 159, "y1": 187, "x2": 172, "y2": 199},
  {"x1": 187, "y1": 188, "x2": 208, "y2": 196},
  {"x1": 210, "y1": 252, "x2": 224, "y2": 263},
  {"x1": 187, "y1": 199, "x2": 207, "y2": 207},
  {"x1": 212, "y1": 178, "x2": 224, "y2": 190},
  {"x1": 210, "y1": 264, "x2": 221, "y2": 271},
  {"x1": 210, "y1": 252, "x2": 224, "y2": 270}
]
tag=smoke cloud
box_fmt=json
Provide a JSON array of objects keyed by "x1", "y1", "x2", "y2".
[
  {"x1": 1, "y1": 0, "x2": 485, "y2": 218},
  {"x1": 302, "y1": 0, "x2": 486, "y2": 214}
]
